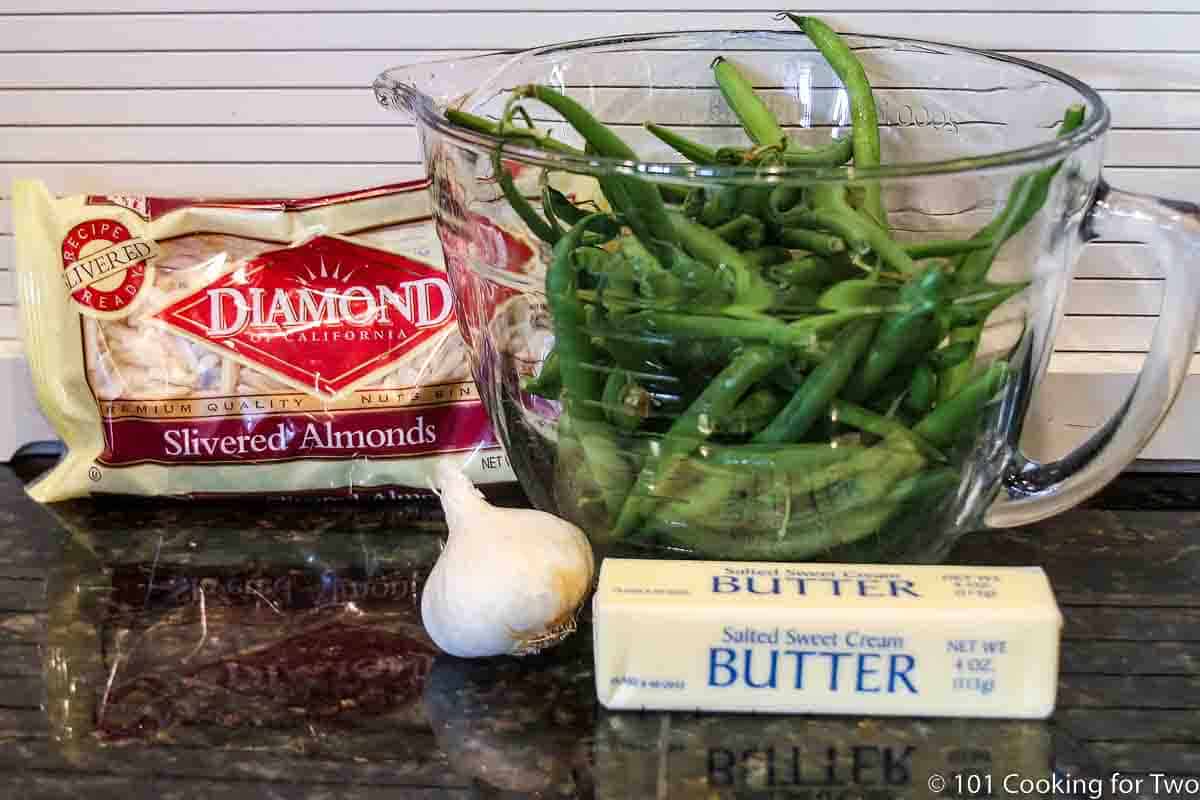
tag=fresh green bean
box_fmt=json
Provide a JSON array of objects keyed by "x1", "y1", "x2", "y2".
[
  {"x1": 513, "y1": 85, "x2": 637, "y2": 160},
  {"x1": 613, "y1": 345, "x2": 786, "y2": 537},
  {"x1": 667, "y1": 214, "x2": 748, "y2": 273},
  {"x1": 788, "y1": 306, "x2": 888, "y2": 338},
  {"x1": 538, "y1": 181, "x2": 570, "y2": 242},
  {"x1": 669, "y1": 212, "x2": 774, "y2": 316},
  {"x1": 830, "y1": 400, "x2": 946, "y2": 462},
  {"x1": 843, "y1": 263, "x2": 950, "y2": 400},
  {"x1": 788, "y1": 434, "x2": 921, "y2": 497},
  {"x1": 769, "y1": 184, "x2": 804, "y2": 217},
  {"x1": 779, "y1": 227, "x2": 847, "y2": 256},
  {"x1": 891, "y1": 467, "x2": 960, "y2": 509},
  {"x1": 715, "y1": 145, "x2": 748, "y2": 164},
  {"x1": 899, "y1": 325, "x2": 949, "y2": 370},
  {"x1": 712, "y1": 56, "x2": 788, "y2": 149},
  {"x1": 521, "y1": 350, "x2": 561, "y2": 400},
  {"x1": 644, "y1": 122, "x2": 721, "y2": 165},
  {"x1": 497, "y1": 29, "x2": 1066, "y2": 559},
  {"x1": 787, "y1": 465, "x2": 955, "y2": 561},
  {"x1": 820, "y1": 464, "x2": 960, "y2": 560},
  {"x1": 602, "y1": 368, "x2": 650, "y2": 431},
  {"x1": 936, "y1": 264, "x2": 1040, "y2": 407},
  {"x1": 542, "y1": 185, "x2": 596, "y2": 228},
  {"x1": 632, "y1": 310, "x2": 821, "y2": 353},
  {"x1": 565, "y1": 417, "x2": 640, "y2": 519},
  {"x1": 655, "y1": 246, "x2": 725, "y2": 305},
  {"x1": 780, "y1": 136, "x2": 854, "y2": 166},
  {"x1": 926, "y1": 341, "x2": 974, "y2": 371},
  {"x1": 744, "y1": 246, "x2": 792, "y2": 268},
  {"x1": 703, "y1": 441, "x2": 866, "y2": 471},
  {"x1": 713, "y1": 214, "x2": 767, "y2": 249},
  {"x1": 446, "y1": 107, "x2": 507, "y2": 135},
  {"x1": 608, "y1": 236, "x2": 681, "y2": 308},
  {"x1": 576, "y1": 247, "x2": 638, "y2": 313},
  {"x1": 797, "y1": 185, "x2": 918, "y2": 274},
  {"x1": 818, "y1": 279, "x2": 900, "y2": 311},
  {"x1": 754, "y1": 318, "x2": 877, "y2": 443},
  {"x1": 903, "y1": 237, "x2": 993, "y2": 259},
  {"x1": 492, "y1": 146, "x2": 560, "y2": 245},
  {"x1": 716, "y1": 387, "x2": 787, "y2": 436},
  {"x1": 514, "y1": 84, "x2": 680, "y2": 263},
  {"x1": 833, "y1": 466, "x2": 960, "y2": 561},
  {"x1": 655, "y1": 438, "x2": 928, "y2": 558},
  {"x1": 768, "y1": 255, "x2": 860, "y2": 287},
  {"x1": 783, "y1": 438, "x2": 927, "y2": 534},
  {"x1": 597, "y1": 311, "x2": 715, "y2": 375},
  {"x1": 915, "y1": 360, "x2": 1009, "y2": 449},
  {"x1": 484, "y1": 101, "x2": 564, "y2": 247},
  {"x1": 945, "y1": 281, "x2": 1029, "y2": 326},
  {"x1": 649, "y1": 441, "x2": 865, "y2": 529},
  {"x1": 597, "y1": 173, "x2": 684, "y2": 267},
  {"x1": 647, "y1": 120, "x2": 851, "y2": 167},
  {"x1": 737, "y1": 186, "x2": 772, "y2": 219},
  {"x1": 786, "y1": 15, "x2": 885, "y2": 227},
  {"x1": 865, "y1": 367, "x2": 916, "y2": 417},
  {"x1": 957, "y1": 105, "x2": 1088, "y2": 286},
  {"x1": 769, "y1": 284, "x2": 822, "y2": 316},
  {"x1": 938, "y1": 106, "x2": 1086, "y2": 399},
  {"x1": 769, "y1": 358, "x2": 810, "y2": 393},
  {"x1": 905, "y1": 363, "x2": 936, "y2": 416},
  {"x1": 699, "y1": 186, "x2": 743, "y2": 228},
  {"x1": 546, "y1": 214, "x2": 620, "y2": 421},
  {"x1": 446, "y1": 108, "x2": 583, "y2": 155},
  {"x1": 999, "y1": 104, "x2": 1089, "y2": 238}
]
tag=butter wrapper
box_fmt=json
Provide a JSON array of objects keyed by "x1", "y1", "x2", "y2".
[{"x1": 593, "y1": 559, "x2": 1061, "y2": 718}]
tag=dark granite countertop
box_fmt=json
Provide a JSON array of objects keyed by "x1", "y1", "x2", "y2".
[{"x1": 1, "y1": 463, "x2": 1198, "y2": 799}]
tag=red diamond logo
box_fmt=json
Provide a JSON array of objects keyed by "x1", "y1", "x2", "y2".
[{"x1": 156, "y1": 235, "x2": 455, "y2": 400}]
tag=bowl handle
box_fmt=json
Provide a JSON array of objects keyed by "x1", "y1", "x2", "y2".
[{"x1": 987, "y1": 178, "x2": 1200, "y2": 528}]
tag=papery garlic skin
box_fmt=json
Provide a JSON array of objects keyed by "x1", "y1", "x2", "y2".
[{"x1": 421, "y1": 460, "x2": 595, "y2": 658}]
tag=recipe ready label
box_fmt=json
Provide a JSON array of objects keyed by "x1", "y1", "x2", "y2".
[{"x1": 592, "y1": 560, "x2": 1062, "y2": 718}]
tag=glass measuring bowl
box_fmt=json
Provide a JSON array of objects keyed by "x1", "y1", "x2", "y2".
[{"x1": 375, "y1": 29, "x2": 1200, "y2": 562}]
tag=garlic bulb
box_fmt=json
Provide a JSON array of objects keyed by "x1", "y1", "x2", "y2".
[{"x1": 421, "y1": 461, "x2": 595, "y2": 658}]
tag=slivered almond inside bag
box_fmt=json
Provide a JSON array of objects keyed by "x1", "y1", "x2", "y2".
[{"x1": 14, "y1": 180, "x2": 522, "y2": 501}]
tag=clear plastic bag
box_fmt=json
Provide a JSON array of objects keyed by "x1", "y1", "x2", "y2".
[{"x1": 13, "y1": 180, "x2": 518, "y2": 500}]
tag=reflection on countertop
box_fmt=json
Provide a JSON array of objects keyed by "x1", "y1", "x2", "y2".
[{"x1": 29, "y1": 487, "x2": 1116, "y2": 799}]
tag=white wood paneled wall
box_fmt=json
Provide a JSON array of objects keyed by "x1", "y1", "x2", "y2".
[{"x1": 1, "y1": 1, "x2": 1198, "y2": 463}]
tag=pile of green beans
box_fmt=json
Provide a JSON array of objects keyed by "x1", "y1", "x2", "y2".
[{"x1": 451, "y1": 15, "x2": 1085, "y2": 559}]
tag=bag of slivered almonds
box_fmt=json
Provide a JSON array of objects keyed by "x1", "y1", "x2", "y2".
[{"x1": 13, "y1": 179, "x2": 523, "y2": 501}]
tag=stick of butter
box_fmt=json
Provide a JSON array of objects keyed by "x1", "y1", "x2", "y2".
[{"x1": 593, "y1": 559, "x2": 1062, "y2": 718}]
